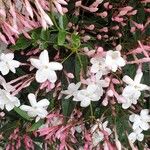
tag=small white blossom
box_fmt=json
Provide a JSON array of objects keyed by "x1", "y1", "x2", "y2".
[
  {"x1": 122, "y1": 86, "x2": 141, "y2": 109},
  {"x1": 20, "y1": 93, "x2": 50, "y2": 122},
  {"x1": 30, "y1": 50, "x2": 63, "y2": 83},
  {"x1": 128, "y1": 127, "x2": 144, "y2": 143},
  {"x1": 92, "y1": 131, "x2": 104, "y2": 146},
  {"x1": 0, "y1": 89, "x2": 20, "y2": 111},
  {"x1": 61, "y1": 82, "x2": 81, "y2": 99},
  {"x1": 0, "y1": 75, "x2": 14, "y2": 92},
  {"x1": 123, "y1": 70, "x2": 150, "y2": 91},
  {"x1": 73, "y1": 84, "x2": 102, "y2": 107},
  {"x1": 128, "y1": 109, "x2": 150, "y2": 143},
  {"x1": 129, "y1": 109, "x2": 150, "y2": 131},
  {"x1": 105, "y1": 50, "x2": 126, "y2": 72},
  {"x1": 0, "y1": 53, "x2": 20, "y2": 75},
  {"x1": 122, "y1": 70, "x2": 150, "y2": 109},
  {"x1": 91, "y1": 120, "x2": 112, "y2": 146},
  {"x1": 90, "y1": 57, "x2": 109, "y2": 76}
]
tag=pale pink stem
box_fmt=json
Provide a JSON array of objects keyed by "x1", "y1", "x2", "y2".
[
  {"x1": 138, "y1": 41, "x2": 149, "y2": 58},
  {"x1": 12, "y1": 77, "x2": 34, "y2": 95},
  {"x1": 127, "y1": 58, "x2": 150, "y2": 64},
  {"x1": 8, "y1": 74, "x2": 31, "y2": 84},
  {"x1": 20, "y1": 63, "x2": 31, "y2": 66}
]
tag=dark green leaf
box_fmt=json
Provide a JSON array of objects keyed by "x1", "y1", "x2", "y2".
[
  {"x1": 14, "y1": 107, "x2": 31, "y2": 121},
  {"x1": 58, "y1": 30, "x2": 66, "y2": 46},
  {"x1": 10, "y1": 36, "x2": 32, "y2": 51},
  {"x1": 28, "y1": 120, "x2": 43, "y2": 132}
]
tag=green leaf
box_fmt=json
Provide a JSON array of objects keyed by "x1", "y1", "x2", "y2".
[
  {"x1": 59, "y1": 15, "x2": 68, "y2": 29},
  {"x1": 14, "y1": 107, "x2": 31, "y2": 121},
  {"x1": 28, "y1": 120, "x2": 44, "y2": 132},
  {"x1": 71, "y1": 33, "x2": 81, "y2": 51},
  {"x1": 10, "y1": 36, "x2": 32, "y2": 51},
  {"x1": 40, "y1": 29, "x2": 50, "y2": 41},
  {"x1": 58, "y1": 30, "x2": 66, "y2": 46},
  {"x1": 62, "y1": 98, "x2": 76, "y2": 117}
]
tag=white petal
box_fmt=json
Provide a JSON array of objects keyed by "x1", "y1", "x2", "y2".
[
  {"x1": 138, "y1": 84, "x2": 150, "y2": 91},
  {"x1": 48, "y1": 62, "x2": 63, "y2": 70},
  {"x1": 128, "y1": 132, "x2": 136, "y2": 143},
  {"x1": 117, "y1": 57, "x2": 126, "y2": 67},
  {"x1": 6, "y1": 53, "x2": 14, "y2": 60},
  {"x1": 30, "y1": 58, "x2": 42, "y2": 69},
  {"x1": 140, "y1": 122, "x2": 150, "y2": 131},
  {"x1": 28, "y1": 93, "x2": 37, "y2": 107},
  {"x1": 111, "y1": 64, "x2": 118, "y2": 72},
  {"x1": 37, "y1": 99, "x2": 50, "y2": 107},
  {"x1": 37, "y1": 108, "x2": 48, "y2": 118},
  {"x1": 5, "y1": 103, "x2": 14, "y2": 111},
  {"x1": 20, "y1": 105, "x2": 33, "y2": 111},
  {"x1": 47, "y1": 70, "x2": 57, "y2": 83},
  {"x1": 28, "y1": 110, "x2": 37, "y2": 117},
  {"x1": 134, "y1": 71, "x2": 143, "y2": 84},
  {"x1": 122, "y1": 76, "x2": 134, "y2": 85},
  {"x1": 57, "y1": 0, "x2": 67, "y2": 5},
  {"x1": 87, "y1": 84, "x2": 97, "y2": 93},
  {"x1": 129, "y1": 114, "x2": 136, "y2": 122},
  {"x1": 137, "y1": 133, "x2": 144, "y2": 141},
  {"x1": 35, "y1": 69, "x2": 49, "y2": 83},
  {"x1": 80, "y1": 99, "x2": 91, "y2": 107},
  {"x1": 0, "y1": 62, "x2": 9, "y2": 75},
  {"x1": 91, "y1": 64, "x2": 99, "y2": 73},
  {"x1": 122, "y1": 102, "x2": 131, "y2": 109},
  {"x1": 39, "y1": 50, "x2": 49, "y2": 66}
]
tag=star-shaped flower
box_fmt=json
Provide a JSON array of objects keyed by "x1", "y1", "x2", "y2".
[
  {"x1": 0, "y1": 53, "x2": 20, "y2": 75},
  {"x1": 0, "y1": 89, "x2": 20, "y2": 111},
  {"x1": 128, "y1": 128, "x2": 144, "y2": 143},
  {"x1": 61, "y1": 82, "x2": 81, "y2": 99},
  {"x1": 129, "y1": 109, "x2": 150, "y2": 131},
  {"x1": 30, "y1": 50, "x2": 63, "y2": 83},
  {"x1": 20, "y1": 93, "x2": 50, "y2": 122},
  {"x1": 105, "y1": 50, "x2": 126, "y2": 72},
  {"x1": 122, "y1": 70, "x2": 150, "y2": 109},
  {"x1": 73, "y1": 84, "x2": 103, "y2": 107}
]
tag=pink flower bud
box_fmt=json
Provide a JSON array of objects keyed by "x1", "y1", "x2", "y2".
[
  {"x1": 107, "y1": 90, "x2": 114, "y2": 97},
  {"x1": 97, "y1": 34, "x2": 102, "y2": 40},
  {"x1": 116, "y1": 44, "x2": 122, "y2": 51},
  {"x1": 75, "y1": 1, "x2": 82, "y2": 7}
]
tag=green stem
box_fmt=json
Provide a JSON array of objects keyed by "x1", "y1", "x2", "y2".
[
  {"x1": 61, "y1": 51, "x2": 74, "y2": 64},
  {"x1": 90, "y1": 103, "x2": 94, "y2": 119},
  {"x1": 50, "y1": 13, "x2": 60, "y2": 30}
]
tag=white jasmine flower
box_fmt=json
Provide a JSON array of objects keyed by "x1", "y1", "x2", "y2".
[
  {"x1": 123, "y1": 70, "x2": 150, "y2": 91},
  {"x1": 91, "y1": 120, "x2": 112, "y2": 146},
  {"x1": 0, "y1": 75, "x2": 14, "y2": 92},
  {"x1": 122, "y1": 86, "x2": 141, "y2": 109},
  {"x1": 20, "y1": 93, "x2": 50, "y2": 122},
  {"x1": 105, "y1": 50, "x2": 126, "y2": 72},
  {"x1": 90, "y1": 57, "x2": 109, "y2": 76},
  {"x1": 122, "y1": 70, "x2": 150, "y2": 109},
  {"x1": 0, "y1": 89, "x2": 20, "y2": 111},
  {"x1": 30, "y1": 50, "x2": 63, "y2": 83},
  {"x1": 73, "y1": 84, "x2": 102, "y2": 107},
  {"x1": 129, "y1": 109, "x2": 150, "y2": 131},
  {"x1": 92, "y1": 130, "x2": 104, "y2": 146},
  {"x1": 0, "y1": 53, "x2": 20, "y2": 75},
  {"x1": 128, "y1": 128, "x2": 144, "y2": 143},
  {"x1": 61, "y1": 82, "x2": 81, "y2": 99}
]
